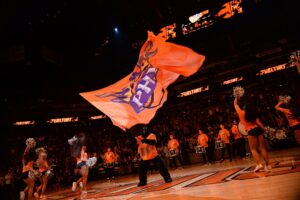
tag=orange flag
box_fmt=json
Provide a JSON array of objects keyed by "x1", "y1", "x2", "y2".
[{"x1": 80, "y1": 31, "x2": 205, "y2": 130}]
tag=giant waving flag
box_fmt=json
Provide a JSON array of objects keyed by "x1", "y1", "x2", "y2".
[{"x1": 80, "y1": 31, "x2": 205, "y2": 130}]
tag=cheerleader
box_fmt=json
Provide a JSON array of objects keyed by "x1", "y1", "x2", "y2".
[
  {"x1": 68, "y1": 133, "x2": 88, "y2": 194},
  {"x1": 21, "y1": 138, "x2": 37, "y2": 200},
  {"x1": 233, "y1": 92, "x2": 271, "y2": 172},
  {"x1": 34, "y1": 147, "x2": 50, "y2": 199},
  {"x1": 275, "y1": 96, "x2": 300, "y2": 144}
]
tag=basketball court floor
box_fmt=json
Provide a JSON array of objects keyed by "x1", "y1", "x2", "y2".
[{"x1": 47, "y1": 147, "x2": 300, "y2": 200}]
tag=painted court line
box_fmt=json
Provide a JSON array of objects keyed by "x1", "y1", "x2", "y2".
[
  {"x1": 186, "y1": 168, "x2": 242, "y2": 187},
  {"x1": 172, "y1": 173, "x2": 214, "y2": 189},
  {"x1": 107, "y1": 179, "x2": 164, "y2": 196},
  {"x1": 145, "y1": 174, "x2": 201, "y2": 192}
]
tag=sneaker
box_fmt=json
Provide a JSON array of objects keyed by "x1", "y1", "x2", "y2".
[
  {"x1": 264, "y1": 165, "x2": 272, "y2": 172},
  {"x1": 165, "y1": 178, "x2": 172, "y2": 183},
  {"x1": 254, "y1": 164, "x2": 263, "y2": 172},
  {"x1": 137, "y1": 182, "x2": 147, "y2": 187},
  {"x1": 34, "y1": 192, "x2": 39, "y2": 199},
  {"x1": 79, "y1": 182, "x2": 83, "y2": 189},
  {"x1": 20, "y1": 191, "x2": 25, "y2": 200},
  {"x1": 72, "y1": 182, "x2": 77, "y2": 192}
]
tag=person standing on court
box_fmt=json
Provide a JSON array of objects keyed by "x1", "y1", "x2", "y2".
[{"x1": 135, "y1": 126, "x2": 172, "y2": 186}]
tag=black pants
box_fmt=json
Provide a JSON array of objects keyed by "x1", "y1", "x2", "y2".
[
  {"x1": 105, "y1": 167, "x2": 114, "y2": 179},
  {"x1": 201, "y1": 147, "x2": 212, "y2": 163},
  {"x1": 139, "y1": 156, "x2": 171, "y2": 184},
  {"x1": 221, "y1": 143, "x2": 232, "y2": 161},
  {"x1": 207, "y1": 146, "x2": 215, "y2": 162},
  {"x1": 233, "y1": 138, "x2": 246, "y2": 158},
  {"x1": 169, "y1": 155, "x2": 184, "y2": 168}
]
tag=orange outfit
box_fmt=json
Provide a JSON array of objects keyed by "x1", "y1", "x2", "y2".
[
  {"x1": 104, "y1": 152, "x2": 116, "y2": 163},
  {"x1": 198, "y1": 134, "x2": 209, "y2": 147},
  {"x1": 281, "y1": 109, "x2": 300, "y2": 127},
  {"x1": 231, "y1": 125, "x2": 242, "y2": 140},
  {"x1": 138, "y1": 133, "x2": 158, "y2": 160},
  {"x1": 37, "y1": 152, "x2": 49, "y2": 172},
  {"x1": 218, "y1": 129, "x2": 230, "y2": 144},
  {"x1": 22, "y1": 161, "x2": 34, "y2": 173},
  {"x1": 168, "y1": 139, "x2": 179, "y2": 150}
]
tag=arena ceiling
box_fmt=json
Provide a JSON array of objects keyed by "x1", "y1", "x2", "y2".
[{"x1": 0, "y1": 0, "x2": 299, "y2": 124}]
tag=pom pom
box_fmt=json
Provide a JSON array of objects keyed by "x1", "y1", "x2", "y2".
[
  {"x1": 279, "y1": 95, "x2": 291, "y2": 104},
  {"x1": 289, "y1": 50, "x2": 300, "y2": 65},
  {"x1": 275, "y1": 129, "x2": 287, "y2": 140},
  {"x1": 26, "y1": 138, "x2": 36, "y2": 149},
  {"x1": 86, "y1": 157, "x2": 98, "y2": 167},
  {"x1": 264, "y1": 126, "x2": 276, "y2": 140},
  {"x1": 233, "y1": 86, "x2": 245, "y2": 98},
  {"x1": 68, "y1": 136, "x2": 78, "y2": 145},
  {"x1": 46, "y1": 169, "x2": 54, "y2": 178},
  {"x1": 35, "y1": 147, "x2": 47, "y2": 155}
]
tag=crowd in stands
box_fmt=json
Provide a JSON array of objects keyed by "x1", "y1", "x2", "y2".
[{"x1": 1, "y1": 85, "x2": 299, "y2": 197}]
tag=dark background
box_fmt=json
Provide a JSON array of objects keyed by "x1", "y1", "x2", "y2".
[{"x1": 0, "y1": 0, "x2": 299, "y2": 125}]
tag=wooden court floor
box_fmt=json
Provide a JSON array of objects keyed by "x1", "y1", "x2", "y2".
[{"x1": 47, "y1": 147, "x2": 300, "y2": 200}]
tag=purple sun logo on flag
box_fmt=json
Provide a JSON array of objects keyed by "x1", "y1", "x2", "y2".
[{"x1": 96, "y1": 40, "x2": 165, "y2": 113}]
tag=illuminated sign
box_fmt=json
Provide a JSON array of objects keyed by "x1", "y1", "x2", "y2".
[
  {"x1": 189, "y1": 10, "x2": 209, "y2": 23},
  {"x1": 221, "y1": 77, "x2": 243, "y2": 85},
  {"x1": 178, "y1": 85, "x2": 209, "y2": 97},
  {"x1": 159, "y1": 23, "x2": 177, "y2": 40},
  {"x1": 13, "y1": 121, "x2": 35, "y2": 125},
  {"x1": 182, "y1": 0, "x2": 243, "y2": 35},
  {"x1": 89, "y1": 115, "x2": 106, "y2": 120},
  {"x1": 256, "y1": 63, "x2": 293, "y2": 75},
  {"x1": 216, "y1": 0, "x2": 243, "y2": 19},
  {"x1": 47, "y1": 117, "x2": 79, "y2": 123},
  {"x1": 182, "y1": 10, "x2": 213, "y2": 35}
]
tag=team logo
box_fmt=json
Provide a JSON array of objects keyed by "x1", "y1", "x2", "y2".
[{"x1": 96, "y1": 40, "x2": 165, "y2": 113}]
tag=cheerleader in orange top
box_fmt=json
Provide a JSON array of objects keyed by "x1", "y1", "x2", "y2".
[
  {"x1": 136, "y1": 126, "x2": 172, "y2": 187},
  {"x1": 234, "y1": 96, "x2": 271, "y2": 172},
  {"x1": 34, "y1": 147, "x2": 50, "y2": 199},
  {"x1": 197, "y1": 130, "x2": 211, "y2": 164},
  {"x1": 167, "y1": 133, "x2": 184, "y2": 169},
  {"x1": 217, "y1": 124, "x2": 232, "y2": 162},
  {"x1": 20, "y1": 138, "x2": 37, "y2": 200},
  {"x1": 275, "y1": 96, "x2": 300, "y2": 144}
]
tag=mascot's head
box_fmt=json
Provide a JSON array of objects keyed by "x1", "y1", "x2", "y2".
[{"x1": 141, "y1": 126, "x2": 150, "y2": 138}]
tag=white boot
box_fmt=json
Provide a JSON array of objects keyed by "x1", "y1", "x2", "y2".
[
  {"x1": 254, "y1": 164, "x2": 263, "y2": 172},
  {"x1": 20, "y1": 191, "x2": 25, "y2": 200},
  {"x1": 72, "y1": 182, "x2": 77, "y2": 192}
]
